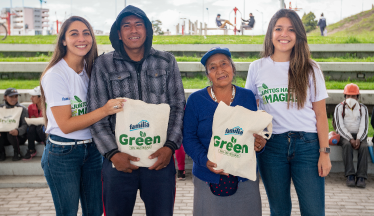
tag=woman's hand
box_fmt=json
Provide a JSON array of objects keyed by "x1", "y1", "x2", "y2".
[
  {"x1": 318, "y1": 153, "x2": 331, "y2": 177},
  {"x1": 254, "y1": 134, "x2": 266, "y2": 152},
  {"x1": 206, "y1": 160, "x2": 229, "y2": 176},
  {"x1": 102, "y1": 99, "x2": 126, "y2": 115}
]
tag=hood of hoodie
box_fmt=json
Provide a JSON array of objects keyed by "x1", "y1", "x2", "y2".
[{"x1": 109, "y1": 5, "x2": 153, "y2": 62}]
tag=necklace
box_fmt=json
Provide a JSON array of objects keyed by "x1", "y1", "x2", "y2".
[{"x1": 210, "y1": 85, "x2": 236, "y2": 105}]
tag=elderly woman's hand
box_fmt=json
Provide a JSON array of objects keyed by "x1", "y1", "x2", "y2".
[
  {"x1": 206, "y1": 160, "x2": 229, "y2": 176},
  {"x1": 254, "y1": 134, "x2": 266, "y2": 152}
]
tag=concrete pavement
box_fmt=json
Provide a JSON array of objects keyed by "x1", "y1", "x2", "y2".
[{"x1": 1, "y1": 172, "x2": 374, "y2": 215}]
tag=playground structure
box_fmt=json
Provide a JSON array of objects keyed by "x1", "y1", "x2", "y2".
[{"x1": 175, "y1": 7, "x2": 253, "y2": 36}]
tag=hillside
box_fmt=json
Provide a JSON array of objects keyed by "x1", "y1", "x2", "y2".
[{"x1": 309, "y1": 8, "x2": 374, "y2": 36}]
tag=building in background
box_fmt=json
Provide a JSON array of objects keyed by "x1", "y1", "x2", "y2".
[{"x1": 0, "y1": 7, "x2": 50, "y2": 35}]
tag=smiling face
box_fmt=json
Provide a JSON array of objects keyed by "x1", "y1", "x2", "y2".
[
  {"x1": 118, "y1": 15, "x2": 146, "y2": 54},
  {"x1": 63, "y1": 21, "x2": 93, "y2": 59},
  {"x1": 272, "y1": 17, "x2": 296, "y2": 57},
  {"x1": 4, "y1": 95, "x2": 18, "y2": 106},
  {"x1": 206, "y1": 54, "x2": 234, "y2": 88}
]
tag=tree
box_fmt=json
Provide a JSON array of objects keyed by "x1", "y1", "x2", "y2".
[
  {"x1": 302, "y1": 12, "x2": 318, "y2": 33},
  {"x1": 151, "y1": 20, "x2": 164, "y2": 35}
]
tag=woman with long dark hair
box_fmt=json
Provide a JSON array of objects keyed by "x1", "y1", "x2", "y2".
[
  {"x1": 245, "y1": 9, "x2": 331, "y2": 215},
  {"x1": 40, "y1": 16, "x2": 124, "y2": 216}
]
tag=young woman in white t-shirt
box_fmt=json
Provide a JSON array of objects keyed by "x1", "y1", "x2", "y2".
[
  {"x1": 40, "y1": 16, "x2": 124, "y2": 216},
  {"x1": 245, "y1": 9, "x2": 332, "y2": 216}
]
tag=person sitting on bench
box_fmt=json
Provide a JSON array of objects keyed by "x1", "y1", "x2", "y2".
[
  {"x1": 238, "y1": 13, "x2": 255, "y2": 33},
  {"x1": 216, "y1": 14, "x2": 234, "y2": 29}
]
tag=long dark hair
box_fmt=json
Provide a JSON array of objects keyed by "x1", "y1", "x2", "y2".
[
  {"x1": 40, "y1": 16, "x2": 98, "y2": 127},
  {"x1": 262, "y1": 9, "x2": 319, "y2": 109}
]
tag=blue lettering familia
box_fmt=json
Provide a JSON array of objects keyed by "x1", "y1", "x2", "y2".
[
  {"x1": 225, "y1": 126, "x2": 243, "y2": 136},
  {"x1": 62, "y1": 97, "x2": 69, "y2": 101},
  {"x1": 130, "y1": 120, "x2": 150, "y2": 131}
]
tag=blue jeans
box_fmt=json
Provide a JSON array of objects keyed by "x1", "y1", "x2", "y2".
[
  {"x1": 41, "y1": 134, "x2": 103, "y2": 216},
  {"x1": 258, "y1": 132, "x2": 325, "y2": 216},
  {"x1": 102, "y1": 157, "x2": 176, "y2": 216}
]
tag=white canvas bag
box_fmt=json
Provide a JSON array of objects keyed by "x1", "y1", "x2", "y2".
[
  {"x1": 0, "y1": 106, "x2": 23, "y2": 132},
  {"x1": 207, "y1": 102, "x2": 273, "y2": 181},
  {"x1": 115, "y1": 98, "x2": 170, "y2": 167},
  {"x1": 25, "y1": 117, "x2": 45, "y2": 126}
]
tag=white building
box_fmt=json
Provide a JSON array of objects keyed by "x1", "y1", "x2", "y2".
[{"x1": 0, "y1": 7, "x2": 50, "y2": 35}]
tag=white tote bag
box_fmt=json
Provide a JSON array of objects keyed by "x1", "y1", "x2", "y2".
[
  {"x1": 207, "y1": 102, "x2": 273, "y2": 181},
  {"x1": 25, "y1": 117, "x2": 45, "y2": 126},
  {"x1": 0, "y1": 106, "x2": 23, "y2": 132},
  {"x1": 115, "y1": 98, "x2": 170, "y2": 167}
]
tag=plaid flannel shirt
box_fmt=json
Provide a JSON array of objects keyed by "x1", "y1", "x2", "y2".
[{"x1": 87, "y1": 48, "x2": 185, "y2": 159}]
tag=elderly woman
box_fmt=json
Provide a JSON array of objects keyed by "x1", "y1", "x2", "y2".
[{"x1": 183, "y1": 47, "x2": 266, "y2": 216}]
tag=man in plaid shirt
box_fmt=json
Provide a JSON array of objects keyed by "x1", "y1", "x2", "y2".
[{"x1": 87, "y1": 5, "x2": 185, "y2": 216}]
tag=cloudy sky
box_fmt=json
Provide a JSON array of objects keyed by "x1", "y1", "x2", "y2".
[{"x1": 2, "y1": 0, "x2": 374, "y2": 35}]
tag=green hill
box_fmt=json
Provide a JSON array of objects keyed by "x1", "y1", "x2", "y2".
[{"x1": 309, "y1": 8, "x2": 374, "y2": 37}]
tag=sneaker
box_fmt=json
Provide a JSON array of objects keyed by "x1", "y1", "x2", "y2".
[
  {"x1": 346, "y1": 175, "x2": 355, "y2": 187},
  {"x1": 12, "y1": 151, "x2": 22, "y2": 161},
  {"x1": 0, "y1": 151, "x2": 5, "y2": 161},
  {"x1": 23, "y1": 149, "x2": 37, "y2": 160},
  {"x1": 177, "y1": 170, "x2": 186, "y2": 181},
  {"x1": 356, "y1": 177, "x2": 366, "y2": 188}
]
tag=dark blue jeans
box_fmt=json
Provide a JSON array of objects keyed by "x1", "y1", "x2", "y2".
[
  {"x1": 102, "y1": 157, "x2": 176, "y2": 216},
  {"x1": 41, "y1": 135, "x2": 103, "y2": 216},
  {"x1": 258, "y1": 132, "x2": 325, "y2": 216}
]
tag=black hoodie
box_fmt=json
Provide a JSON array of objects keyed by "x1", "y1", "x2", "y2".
[{"x1": 109, "y1": 5, "x2": 153, "y2": 64}]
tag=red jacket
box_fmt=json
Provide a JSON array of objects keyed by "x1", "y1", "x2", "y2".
[{"x1": 28, "y1": 104, "x2": 43, "y2": 118}]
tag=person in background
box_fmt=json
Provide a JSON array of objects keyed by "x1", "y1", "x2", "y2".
[
  {"x1": 334, "y1": 83, "x2": 369, "y2": 188},
  {"x1": 23, "y1": 86, "x2": 45, "y2": 160},
  {"x1": 175, "y1": 144, "x2": 186, "y2": 180},
  {"x1": 317, "y1": 13, "x2": 327, "y2": 36},
  {"x1": 0, "y1": 88, "x2": 28, "y2": 161},
  {"x1": 216, "y1": 14, "x2": 235, "y2": 29}
]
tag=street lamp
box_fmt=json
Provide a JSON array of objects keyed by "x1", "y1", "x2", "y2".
[
  {"x1": 206, "y1": 8, "x2": 209, "y2": 26},
  {"x1": 256, "y1": 9, "x2": 264, "y2": 35}
]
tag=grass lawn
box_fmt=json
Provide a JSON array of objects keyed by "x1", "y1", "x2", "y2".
[
  {"x1": 1, "y1": 35, "x2": 374, "y2": 44},
  {"x1": 2, "y1": 77, "x2": 374, "y2": 90},
  {"x1": 1, "y1": 55, "x2": 374, "y2": 62}
]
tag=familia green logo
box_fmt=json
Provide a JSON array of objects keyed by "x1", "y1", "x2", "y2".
[
  {"x1": 119, "y1": 131, "x2": 160, "y2": 150},
  {"x1": 258, "y1": 83, "x2": 297, "y2": 105},
  {"x1": 70, "y1": 96, "x2": 87, "y2": 117},
  {"x1": 0, "y1": 115, "x2": 16, "y2": 124},
  {"x1": 213, "y1": 136, "x2": 249, "y2": 158}
]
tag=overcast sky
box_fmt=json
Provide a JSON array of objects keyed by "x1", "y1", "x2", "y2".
[{"x1": 2, "y1": 0, "x2": 374, "y2": 35}]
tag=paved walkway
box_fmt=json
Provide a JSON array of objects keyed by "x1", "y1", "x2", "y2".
[{"x1": 1, "y1": 172, "x2": 374, "y2": 216}]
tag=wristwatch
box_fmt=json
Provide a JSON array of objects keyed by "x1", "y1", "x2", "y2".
[{"x1": 319, "y1": 147, "x2": 331, "y2": 153}]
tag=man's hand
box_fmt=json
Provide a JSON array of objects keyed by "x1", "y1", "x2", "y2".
[
  {"x1": 354, "y1": 139, "x2": 361, "y2": 150},
  {"x1": 254, "y1": 134, "x2": 266, "y2": 152},
  {"x1": 350, "y1": 139, "x2": 356, "y2": 148},
  {"x1": 148, "y1": 147, "x2": 173, "y2": 170},
  {"x1": 110, "y1": 152, "x2": 139, "y2": 173},
  {"x1": 206, "y1": 160, "x2": 229, "y2": 176},
  {"x1": 9, "y1": 129, "x2": 18, "y2": 136}
]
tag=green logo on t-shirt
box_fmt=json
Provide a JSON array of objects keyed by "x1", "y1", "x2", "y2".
[
  {"x1": 258, "y1": 83, "x2": 297, "y2": 105},
  {"x1": 70, "y1": 95, "x2": 87, "y2": 117}
]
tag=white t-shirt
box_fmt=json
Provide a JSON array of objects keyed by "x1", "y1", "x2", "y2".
[
  {"x1": 41, "y1": 59, "x2": 92, "y2": 140},
  {"x1": 245, "y1": 57, "x2": 328, "y2": 134}
]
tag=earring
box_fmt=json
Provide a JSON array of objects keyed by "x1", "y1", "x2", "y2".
[{"x1": 63, "y1": 43, "x2": 66, "y2": 46}]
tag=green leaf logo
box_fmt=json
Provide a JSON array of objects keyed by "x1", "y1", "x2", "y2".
[
  {"x1": 74, "y1": 96, "x2": 82, "y2": 103},
  {"x1": 231, "y1": 137, "x2": 237, "y2": 144},
  {"x1": 140, "y1": 131, "x2": 146, "y2": 137},
  {"x1": 262, "y1": 83, "x2": 268, "y2": 89}
]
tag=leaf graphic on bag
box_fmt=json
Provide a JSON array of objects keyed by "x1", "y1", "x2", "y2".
[
  {"x1": 143, "y1": 132, "x2": 146, "y2": 137},
  {"x1": 231, "y1": 136, "x2": 237, "y2": 144},
  {"x1": 74, "y1": 96, "x2": 82, "y2": 102},
  {"x1": 140, "y1": 131, "x2": 144, "y2": 137}
]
